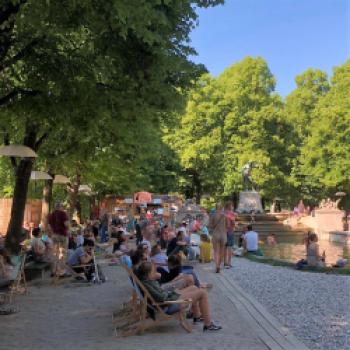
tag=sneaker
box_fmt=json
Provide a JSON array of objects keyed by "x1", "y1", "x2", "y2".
[
  {"x1": 203, "y1": 322, "x2": 222, "y2": 331},
  {"x1": 193, "y1": 317, "x2": 204, "y2": 324}
]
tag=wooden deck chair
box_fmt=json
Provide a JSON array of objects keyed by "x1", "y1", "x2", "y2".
[
  {"x1": 52, "y1": 251, "x2": 97, "y2": 285},
  {"x1": 0, "y1": 252, "x2": 27, "y2": 305},
  {"x1": 112, "y1": 256, "x2": 140, "y2": 327},
  {"x1": 116, "y1": 264, "x2": 192, "y2": 337}
]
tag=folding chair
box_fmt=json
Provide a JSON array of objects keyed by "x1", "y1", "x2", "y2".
[
  {"x1": 53, "y1": 250, "x2": 100, "y2": 285},
  {"x1": 115, "y1": 264, "x2": 192, "y2": 337},
  {"x1": 0, "y1": 252, "x2": 27, "y2": 305}
]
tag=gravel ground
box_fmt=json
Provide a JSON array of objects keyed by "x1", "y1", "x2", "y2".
[
  {"x1": 225, "y1": 258, "x2": 350, "y2": 350},
  {"x1": 0, "y1": 264, "x2": 267, "y2": 350}
]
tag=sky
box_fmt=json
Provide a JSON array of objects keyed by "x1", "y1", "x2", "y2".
[{"x1": 190, "y1": 0, "x2": 350, "y2": 96}]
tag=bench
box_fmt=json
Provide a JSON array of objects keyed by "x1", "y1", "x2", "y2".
[{"x1": 25, "y1": 261, "x2": 51, "y2": 280}]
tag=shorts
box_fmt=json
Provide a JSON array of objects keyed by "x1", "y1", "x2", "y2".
[{"x1": 226, "y1": 233, "x2": 234, "y2": 247}]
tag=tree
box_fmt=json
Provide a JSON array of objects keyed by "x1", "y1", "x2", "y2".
[
  {"x1": 0, "y1": 0, "x2": 224, "y2": 251},
  {"x1": 298, "y1": 60, "x2": 350, "y2": 201},
  {"x1": 284, "y1": 69, "x2": 330, "y2": 139},
  {"x1": 168, "y1": 57, "x2": 295, "y2": 204},
  {"x1": 165, "y1": 74, "x2": 224, "y2": 203},
  {"x1": 218, "y1": 57, "x2": 293, "y2": 201}
]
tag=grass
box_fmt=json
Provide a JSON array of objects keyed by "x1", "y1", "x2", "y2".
[{"x1": 244, "y1": 254, "x2": 350, "y2": 275}]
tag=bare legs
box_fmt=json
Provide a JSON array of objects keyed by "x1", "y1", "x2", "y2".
[
  {"x1": 212, "y1": 240, "x2": 225, "y2": 272},
  {"x1": 224, "y1": 246, "x2": 232, "y2": 267},
  {"x1": 178, "y1": 285, "x2": 211, "y2": 326}
]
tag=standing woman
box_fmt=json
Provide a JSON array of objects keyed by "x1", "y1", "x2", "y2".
[
  {"x1": 209, "y1": 203, "x2": 227, "y2": 273},
  {"x1": 224, "y1": 202, "x2": 235, "y2": 268}
]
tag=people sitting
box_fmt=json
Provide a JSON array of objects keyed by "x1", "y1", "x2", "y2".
[
  {"x1": 112, "y1": 230, "x2": 130, "y2": 256},
  {"x1": 199, "y1": 234, "x2": 212, "y2": 263},
  {"x1": 166, "y1": 230, "x2": 188, "y2": 257},
  {"x1": 67, "y1": 239, "x2": 96, "y2": 281},
  {"x1": 30, "y1": 228, "x2": 55, "y2": 266},
  {"x1": 150, "y1": 244, "x2": 168, "y2": 271},
  {"x1": 307, "y1": 233, "x2": 325, "y2": 267},
  {"x1": 243, "y1": 224, "x2": 262, "y2": 256},
  {"x1": 134, "y1": 261, "x2": 221, "y2": 331}
]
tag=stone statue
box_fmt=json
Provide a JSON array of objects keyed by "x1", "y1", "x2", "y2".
[
  {"x1": 319, "y1": 198, "x2": 341, "y2": 210},
  {"x1": 242, "y1": 161, "x2": 256, "y2": 191}
]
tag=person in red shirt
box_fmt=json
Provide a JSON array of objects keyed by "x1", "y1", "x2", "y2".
[{"x1": 48, "y1": 202, "x2": 70, "y2": 276}]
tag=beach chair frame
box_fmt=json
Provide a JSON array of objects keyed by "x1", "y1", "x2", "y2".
[
  {"x1": 0, "y1": 252, "x2": 27, "y2": 304},
  {"x1": 115, "y1": 264, "x2": 192, "y2": 337}
]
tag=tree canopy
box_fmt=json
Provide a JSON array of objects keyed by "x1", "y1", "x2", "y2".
[
  {"x1": 167, "y1": 57, "x2": 350, "y2": 208},
  {"x1": 0, "y1": 0, "x2": 224, "y2": 251}
]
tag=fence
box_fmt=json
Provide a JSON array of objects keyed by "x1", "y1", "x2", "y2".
[{"x1": 0, "y1": 199, "x2": 42, "y2": 235}]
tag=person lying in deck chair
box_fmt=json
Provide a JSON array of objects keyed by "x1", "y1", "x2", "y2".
[
  {"x1": 67, "y1": 239, "x2": 105, "y2": 282},
  {"x1": 135, "y1": 262, "x2": 222, "y2": 332},
  {"x1": 130, "y1": 248, "x2": 194, "y2": 291}
]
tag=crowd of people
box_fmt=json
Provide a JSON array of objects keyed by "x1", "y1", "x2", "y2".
[
  {"x1": 3, "y1": 198, "x2": 345, "y2": 328},
  {"x1": 0, "y1": 200, "x2": 272, "y2": 285}
]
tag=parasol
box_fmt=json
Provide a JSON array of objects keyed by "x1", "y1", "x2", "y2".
[
  {"x1": 53, "y1": 175, "x2": 70, "y2": 184},
  {"x1": 335, "y1": 192, "x2": 347, "y2": 197},
  {"x1": 30, "y1": 171, "x2": 53, "y2": 180},
  {"x1": 0, "y1": 145, "x2": 37, "y2": 158}
]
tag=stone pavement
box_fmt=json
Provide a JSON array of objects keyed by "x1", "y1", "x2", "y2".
[{"x1": 0, "y1": 262, "x2": 308, "y2": 350}]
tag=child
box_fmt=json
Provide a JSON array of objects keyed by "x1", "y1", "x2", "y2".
[
  {"x1": 266, "y1": 233, "x2": 277, "y2": 246},
  {"x1": 199, "y1": 233, "x2": 212, "y2": 263}
]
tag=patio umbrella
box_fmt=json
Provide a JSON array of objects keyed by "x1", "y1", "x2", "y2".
[
  {"x1": 53, "y1": 174, "x2": 70, "y2": 184},
  {"x1": 335, "y1": 192, "x2": 346, "y2": 197},
  {"x1": 30, "y1": 171, "x2": 52, "y2": 193},
  {"x1": 79, "y1": 184, "x2": 92, "y2": 193},
  {"x1": 0, "y1": 145, "x2": 37, "y2": 158},
  {"x1": 30, "y1": 171, "x2": 53, "y2": 180}
]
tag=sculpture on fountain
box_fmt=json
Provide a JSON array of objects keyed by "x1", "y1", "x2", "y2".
[
  {"x1": 242, "y1": 161, "x2": 256, "y2": 191},
  {"x1": 319, "y1": 198, "x2": 342, "y2": 210},
  {"x1": 236, "y1": 161, "x2": 264, "y2": 214}
]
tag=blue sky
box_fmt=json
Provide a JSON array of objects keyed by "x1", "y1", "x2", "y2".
[{"x1": 190, "y1": 0, "x2": 350, "y2": 96}]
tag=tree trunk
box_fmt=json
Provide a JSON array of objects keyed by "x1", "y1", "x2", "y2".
[
  {"x1": 5, "y1": 158, "x2": 35, "y2": 253},
  {"x1": 193, "y1": 172, "x2": 202, "y2": 205},
  {"x1": 68, "y1": 172, "x2": 81, "y2": 219},
  {"x1": 76, "y1": 200, "x2": 82, "y2": 224},
  {"x1": 5, "y1": 124, "x2": 39, "y2": 253},
  {"x1": 41, "y1": 177, "x2": 53, "y2": 230}
]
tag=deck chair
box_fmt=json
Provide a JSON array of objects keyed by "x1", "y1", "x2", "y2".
[
  {"x1": 0, "y1": 252, "x2": 27, "y2": 305},
  {"x1": 115, "y1": 264, "x2": 192, "y2": 337},
  {"x1": 112, "y1": 256, "x2": 140, "y2": 328},
  {"x1": 53, "y1": 250, "x2": 100, "y2": 285}
]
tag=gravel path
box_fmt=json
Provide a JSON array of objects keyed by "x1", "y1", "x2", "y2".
[
  {"x1": 0, "y1": 264, "x2": 267, "y2": 350},
  {"x1": 225, "y1": 258, "x2": 350, "y2": 350}
]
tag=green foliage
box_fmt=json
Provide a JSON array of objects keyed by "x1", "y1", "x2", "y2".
[
  {"x1": 167, "y1": 58, "x2": 350, "y2": 207},
  {"x1": 168, "y1": 57, "x2": 295, "y2": 203},
  {"x1": 298, "y1": 60, "x2": 350, "y2": 200},
  {"x1": 218, "y1": 57, "x2": 293, "y2": 199}
]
